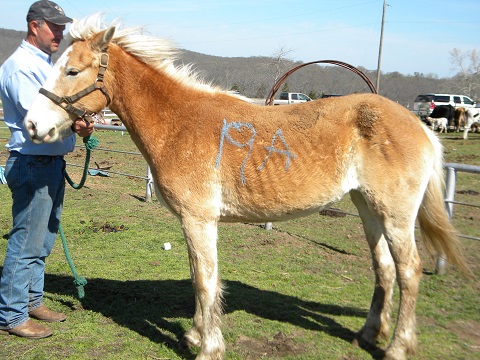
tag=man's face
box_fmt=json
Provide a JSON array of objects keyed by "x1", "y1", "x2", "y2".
[{"x1": 33, "y1": 20, "x2": 65, "y2": 55}]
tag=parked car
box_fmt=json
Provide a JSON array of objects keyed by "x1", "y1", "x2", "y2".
[
  {"x1": 412, "y1": 93, "x2": 476, "y2": 119},
  {"x1": 274, "y1": 92, "x2": 312, "y2": 105}
]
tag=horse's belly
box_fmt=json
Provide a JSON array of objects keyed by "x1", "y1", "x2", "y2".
[
  {"x1": 216, "y1": 162, "x2": 356, "y2": 222},
  {"x1": 219, "y1": 190, "x2": 343, "y2": 222},
  {"x1": 219, "y1": 205, "x2": 329, "y2": 223}
]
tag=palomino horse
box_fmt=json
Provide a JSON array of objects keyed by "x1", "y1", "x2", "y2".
[{"x1": 25, "y1": 16, "x2": 468, "y2": 360}]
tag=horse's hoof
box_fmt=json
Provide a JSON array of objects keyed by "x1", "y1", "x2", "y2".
[
  {"x1": 179, "y1": 332, "x2": 202, "y2": 350},
  {"x1": 178, "y1": 337, "x2": 190, "y2": 351},
  {"x1": 353, "y1": 333, "x2": 385, "y2": 359},
  {"x1": 383, "y1": 347, "x2": 407, "y2": 360},
  {"x1": 352, "y1": 333, "x2": 375, "y2": 350}
]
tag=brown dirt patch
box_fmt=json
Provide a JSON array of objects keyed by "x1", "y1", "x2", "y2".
[
  {"x1": 447, "y1": 319, "x2": 480, "y2": 351},
  {"x1": 232, "y1": 331, "x2": 309, "y2": 359}
]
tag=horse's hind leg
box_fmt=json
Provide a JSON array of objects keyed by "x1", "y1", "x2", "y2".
[
  {"x1": 382, "y1": 223, "x2": 422, "y2": 359},
  {"x1": 180, "y1": 216, "x2": 225, "y2": 360},
  {"x1": 350, "y1": 191, "x2": 395, "y2": 349},
  {"x1": 353, "y1": 190, "x2": 422, "y2": 359}
]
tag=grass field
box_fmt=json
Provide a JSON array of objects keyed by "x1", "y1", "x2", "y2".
[{"x1": 0, "y1": 128, "x2": 478, "y2": 359}]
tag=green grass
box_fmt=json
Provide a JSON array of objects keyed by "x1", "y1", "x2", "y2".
[{"x1": 0, "y1": 129, "x2": 479, "y2": 359}]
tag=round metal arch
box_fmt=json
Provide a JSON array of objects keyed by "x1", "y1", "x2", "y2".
[{"x1": 264, "y1": 60, "x2": 378, "y2": 106}]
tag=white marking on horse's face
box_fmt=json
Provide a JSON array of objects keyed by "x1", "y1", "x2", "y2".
[{"x1": 24, "y1": 47, "x2": 74, "y2": 143}]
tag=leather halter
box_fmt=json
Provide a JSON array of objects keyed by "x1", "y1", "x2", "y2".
[{"x1": 39, "y1": 50, "x2": 111, "y2": 124}]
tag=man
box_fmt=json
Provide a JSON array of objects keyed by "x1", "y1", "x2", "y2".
[{"x1": 0, "y1": 1, "x2": 94, "y2": 339}]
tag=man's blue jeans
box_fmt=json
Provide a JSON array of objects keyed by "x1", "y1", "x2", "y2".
[{"x1": 0, "y1": 152, "x2": 65, "y2": 329}]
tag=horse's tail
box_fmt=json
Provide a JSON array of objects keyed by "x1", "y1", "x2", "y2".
[{"x1": 417, "y1": 127, "x2": 470, "y2": 276}]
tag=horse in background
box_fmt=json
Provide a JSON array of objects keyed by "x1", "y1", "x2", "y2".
[
  {"x1": 455, "y1": 107, "x2": 480, "y2": 139},
  {"x1": 23, "y1": 15, "x2": 469, "y2": 360}
]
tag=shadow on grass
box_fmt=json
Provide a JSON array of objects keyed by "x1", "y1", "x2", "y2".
[{"x1": 0, "y1": 267, "x2": 377, "y2": 358}]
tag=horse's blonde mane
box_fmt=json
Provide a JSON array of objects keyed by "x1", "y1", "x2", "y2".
[{"x1": 69, "y1": 14, "x2": 221, "y2": 93}]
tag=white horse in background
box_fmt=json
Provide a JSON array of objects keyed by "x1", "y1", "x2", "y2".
[{"x1": 455, "y1": 107, "x2": 480, "y2": 139}]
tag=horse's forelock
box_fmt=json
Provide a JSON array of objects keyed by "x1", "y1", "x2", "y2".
[
  {"x1": 70, "y1": 15, "x2": 177, "y2": 63},
  {"x1": 69, "y1": 14, "x2": 112, "y2": 41}
]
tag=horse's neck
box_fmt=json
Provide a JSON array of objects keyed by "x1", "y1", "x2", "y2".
[
  {"x1": 109, "y1": 48, "x2": 168, "y2": 121},
  {"x1": 107, "y1": 46, "x2": 192, "y2": 162}
]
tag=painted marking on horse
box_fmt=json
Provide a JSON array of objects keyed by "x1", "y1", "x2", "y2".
[
  {"x1": 257, "y1": 128, "x2": 297, "y2": 171},
  {"x1": 215, "y1": 119, "x2": 256, "y2": 185},
  {"x1": 215, "y1": 119, "x2": 296, "y2": 185}
]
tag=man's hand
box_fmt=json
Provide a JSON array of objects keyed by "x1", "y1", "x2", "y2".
[{"x1": 72, "y1": 118, "x2": 95, "y2": 137}]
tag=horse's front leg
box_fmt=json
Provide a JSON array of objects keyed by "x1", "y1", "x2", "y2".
[{"x1": 180, "y1": 215, "x2": 225, "y2": 360}]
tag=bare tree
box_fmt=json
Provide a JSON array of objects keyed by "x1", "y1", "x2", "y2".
[
  {"x1": 262, "y1": 46, "x2": 295, "y2": 93},
  {"x1": 449, "y1": 48, "x2": 480, "y2": 99}
]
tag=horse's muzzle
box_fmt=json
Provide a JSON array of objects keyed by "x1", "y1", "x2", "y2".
[{"x1": 25, "y1": 120, "x2": 56, "y2": 143}]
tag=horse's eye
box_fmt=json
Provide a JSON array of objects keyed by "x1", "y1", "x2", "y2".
[{"x1": 67, "y1": 69, "x2": 79, "y2": 76}]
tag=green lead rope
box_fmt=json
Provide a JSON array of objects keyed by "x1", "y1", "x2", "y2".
[
  {"x1": 59, "y1": 223, "x2": 87, "y2": 299},
  {"x1": 65, "y1": 136, "x2": 100, "y2": 189},
  {"x1": 60, "y1": 135, "x2": 99, "y2": 299}
]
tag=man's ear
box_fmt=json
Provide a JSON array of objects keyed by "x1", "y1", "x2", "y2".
[{"x1": 29, "y1": 20, "x2": 41, "y2": 36}]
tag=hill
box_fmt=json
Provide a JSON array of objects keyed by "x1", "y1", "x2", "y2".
[{"x1": 0, "y1": 27, "x2": 466, "y2": 107}]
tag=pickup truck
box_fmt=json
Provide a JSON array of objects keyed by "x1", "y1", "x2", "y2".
[
  {"x1": 412, "y1": 93, "x2": 476, "y2": 119},
  {"x1": 273, "y1": 92, "x2": 312, "y2": 105}
]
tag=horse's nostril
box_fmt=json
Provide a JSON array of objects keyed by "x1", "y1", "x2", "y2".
[
  {"x1": 47, "y1": 127, "x2": 56, "y2": 140},
  {"x1": 25, "y1": 120, "x2": 37, "y2": 138}
]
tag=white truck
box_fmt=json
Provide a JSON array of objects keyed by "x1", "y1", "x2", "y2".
[
  {"x1": 412, "y1": 93, "x2": 476, "y2": 119},
  {"x1": 273, "y1": 92, "x2": 312, "y2": 105}
]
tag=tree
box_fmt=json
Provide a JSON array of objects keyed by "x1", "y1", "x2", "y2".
[
  {"x1": 230, "y1": 83, "x2": 241, "y2": 92},
  {"x1": 255, "y1": 84, "x2": 267, "y2": 99},
  {"x1": 449, "y1": 48, "x2": 480, "y2": 100},
  {"x1": 262, "y1": 46, "x2": 294, "y2": 92}
]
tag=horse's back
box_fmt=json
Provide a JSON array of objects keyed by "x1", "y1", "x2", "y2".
[{"x1": 214, "y1": 93, "x2": 435, "y2": 222}]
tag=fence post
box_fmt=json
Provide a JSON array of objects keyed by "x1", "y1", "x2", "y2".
[
  {"x1": 145, "y1": 165, "x2": 154, "y2": 202},
  {"x1": 265, "y1": 222, "x2": 272, "y2": 230},
  {"x1": 436, "y1": 166, "x2": 456, "y2": 275}
]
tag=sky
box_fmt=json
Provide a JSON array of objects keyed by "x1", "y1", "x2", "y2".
[{"x1": 3, "y1": 0, "x2": 479, "y2": 78}]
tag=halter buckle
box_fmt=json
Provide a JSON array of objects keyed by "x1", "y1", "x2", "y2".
[{"x1": 100, "y1": 53, "x2": 109, "y2": 67}]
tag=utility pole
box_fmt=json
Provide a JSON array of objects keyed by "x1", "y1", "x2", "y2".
[{"x1": 376, "y1": 0, "x2": 387, "y2": 94}]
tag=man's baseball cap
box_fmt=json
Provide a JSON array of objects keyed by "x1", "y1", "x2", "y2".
[{"x1": 26, "y1": 0, "x2": 73, "y2": 25}]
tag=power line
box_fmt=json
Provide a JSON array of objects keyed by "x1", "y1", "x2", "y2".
[{"x1": 172, "y1": 0, "x2": 381, "y2": 30}]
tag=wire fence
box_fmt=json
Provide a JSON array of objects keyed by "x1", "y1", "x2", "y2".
[
  {"x1": 0, "y1": 121, "x2": 155, "y2": 201},
  {"x1": 1, "y1": 119, "x2": 478, "y2": 272}
]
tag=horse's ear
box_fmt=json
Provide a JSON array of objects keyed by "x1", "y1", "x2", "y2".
[{"x1": 90, "y1": 26, "x2": 116, "y2": 52}]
